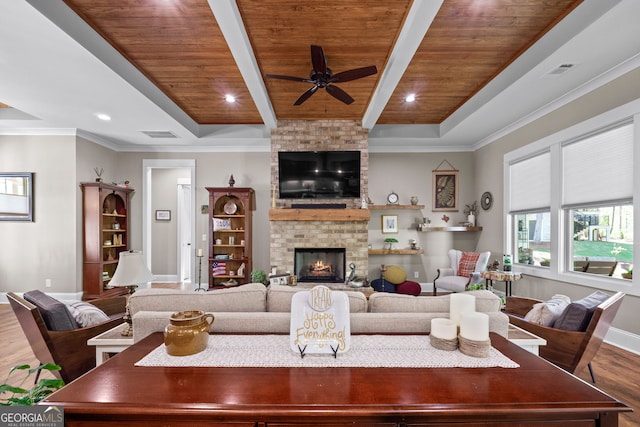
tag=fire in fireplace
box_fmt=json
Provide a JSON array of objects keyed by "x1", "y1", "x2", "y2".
[{"x1": 294, "y1": 248, "x2": 346, "y2": 283}]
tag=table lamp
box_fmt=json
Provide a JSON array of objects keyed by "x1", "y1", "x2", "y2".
[{"x1": 109, "y1": 250, "x2": 154, "y2": 336}]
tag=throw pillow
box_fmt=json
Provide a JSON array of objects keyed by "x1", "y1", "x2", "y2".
[
  {"x1": 457, "y1": 252, "x2": 480, "y2": 277},
  {"x1": 524, "y1": 294, "x2": 571, "y2": 326},
  {"x1": 370, "y1": 279, "x2": 396, "y2": 293},
  {"x1": 395, "y1": 281, "x2": 421, "y2": 296},
  {"x1": 68, "y1": 302, "x2": 110, "y2": 328},
  {"x1": 383, "y1": 265, "x2": 407, "y2": 285},
  {"x1": 553, "y1": 291, "x2": 610, "y2": 331}
]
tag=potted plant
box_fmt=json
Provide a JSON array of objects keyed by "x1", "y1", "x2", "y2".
[
  {"x1": 540, "y1": 258, "x2": 551, "y2": 267},
  {"x1": 1, "y1": 363, "x2": 64, "y2": 406},
  {"x1": 622, "y1": 268, "x2": 632, "y2": 279},
  {"x1": 250, "y1": 270, "x2": 268, "y2": 285},
  {"x1": 464, "y1": 201, "x2": 478, "y2": 226},
  {"x1": 384, "y1": 238, "x2": 399, "y2": 250}
]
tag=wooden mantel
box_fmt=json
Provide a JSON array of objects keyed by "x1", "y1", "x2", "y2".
[{"x1": 269, "y1": 208, "x2": 370, "y2": 222}]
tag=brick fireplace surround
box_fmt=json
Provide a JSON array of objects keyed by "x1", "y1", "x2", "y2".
[{"x1": 269, "y1": 120, "x2": 370, "y2": 279}]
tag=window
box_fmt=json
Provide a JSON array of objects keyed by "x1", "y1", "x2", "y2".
[
  {"x1": 505, "y1": 106, "x2": 637, "y2": 294},
  {"x1": 568, "y1": 205, "x2": 633, "y2": 279},
  {"x1": 508, "y1": 152, "x2": 551, "y2": 267}
]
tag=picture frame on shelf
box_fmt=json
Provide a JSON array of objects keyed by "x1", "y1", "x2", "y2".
[
  {"x1": 432, "y1": 170, "x2": 459, "y2": 212},
  {"x1": 155, "y1": 210, "x2": 171, "y2": 221},
  {"x1": 382, "y1": 215, "x2": 398, "y2": 233}
]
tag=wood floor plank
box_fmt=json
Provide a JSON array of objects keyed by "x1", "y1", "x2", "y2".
[{"x1": 0, "y1": 303, "x2": 637, "y2": 425}]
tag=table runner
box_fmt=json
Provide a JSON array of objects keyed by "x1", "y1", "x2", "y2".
[{"x1": 135, "y1": 335, "x2": 519, "y2": 368}]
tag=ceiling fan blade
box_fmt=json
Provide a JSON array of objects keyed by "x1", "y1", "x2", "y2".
[
  {"x1": 310, "y1": 45, "x2": 327, "y2": 76},
  {"x1": 265, "y1": 74, "x2": 309, "y2": 82},
  {"x1": 293, "y1": 85, "x2": 319, "y2": 106},
  {"x1": 326, "y1": 85, "x2": 354, "y2": 105},
  {"x1": 331, "y1": 65, "x2": 378, "y2": 83}
]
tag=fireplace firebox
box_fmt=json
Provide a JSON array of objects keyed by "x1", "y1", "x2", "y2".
[{"x1": 294, "y1": 248, "x2": 346, "y2": 283}]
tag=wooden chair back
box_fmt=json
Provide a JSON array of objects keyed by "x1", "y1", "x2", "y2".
[
  {"x1": 505, "y1": 292, "x2": 624, "y2": 380},
  {"x1": 7, "y1": 292, "x2": 125, "y2": 383}
]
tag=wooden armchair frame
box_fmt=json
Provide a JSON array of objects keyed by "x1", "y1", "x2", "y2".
[
  {"x1": 505, "y1": 292, "x2": 624, "y2": 383},
  {"x1": 7, "y1": 292, "x2": 126, "y2": 383}
]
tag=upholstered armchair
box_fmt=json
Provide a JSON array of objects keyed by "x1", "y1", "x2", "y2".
[{"x1": 433, "y1": 249, "x2": 491, "y2": 295}]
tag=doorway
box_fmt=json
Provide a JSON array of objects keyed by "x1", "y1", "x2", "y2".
[{"x1": 143, "y1": 159, "x2": 196, "y2": 282}]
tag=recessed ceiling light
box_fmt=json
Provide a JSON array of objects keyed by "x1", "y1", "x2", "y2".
[
  {"x1": 225, "y1": 94, "x2": 236, "y2": 103},
  {"x1": 404, "y1": 94, "x2": 416, "y2": 103},
  {"x1": 95, "y1": 113, "x2": 111, "y2": 121}
]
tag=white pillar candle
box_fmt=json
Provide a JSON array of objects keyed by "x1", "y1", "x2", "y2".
[
  {"x1": 431, "y1": 318, "x2": 457, "y2": 340},
  {"x1": 197, "y1": 248, "x2": 203, "y2": 257},
  {"x1": 459, "y1": 312, "x2": 489, "y2": 341},
  {"x1": 449, "y1": 293, "x2": 476, "y2": 326}
]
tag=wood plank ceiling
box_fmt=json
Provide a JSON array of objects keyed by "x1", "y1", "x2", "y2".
[{"x1": 62, "y1": 0, "x2": 581, "y2": 126}]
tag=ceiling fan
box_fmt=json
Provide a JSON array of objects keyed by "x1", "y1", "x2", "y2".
[{"x1": 265, "y1": 45, "x2": 377, "y2": 106}]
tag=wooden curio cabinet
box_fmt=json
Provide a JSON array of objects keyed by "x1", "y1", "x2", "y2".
[
  {"x1": 207, "y1": 187, "x2": 254, "y2": 289},
  {"x1": 81, "y1": 182, "x2": 133, "y2": 300}
]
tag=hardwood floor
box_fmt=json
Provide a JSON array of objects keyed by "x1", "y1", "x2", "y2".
[{"x1": 0, "y1": 303, "x2": 637, "y2": 425}]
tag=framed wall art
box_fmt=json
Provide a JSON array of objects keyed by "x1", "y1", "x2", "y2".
[
  {"x1": 155, "y1": 210, "x2": 171, "y2": 221},
  {"x1": 432, "y1": 170, "x2": 459, "y2": 211},
  {"x1": 0, "y1": 172, "x2": 33, "y2": 221},
  {"x1": 382, "y1": 215, "x2": 398, "y2": 233}
]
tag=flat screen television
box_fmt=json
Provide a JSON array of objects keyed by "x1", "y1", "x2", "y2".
[{"x1": 278, "y1": 151, "x2": 361, "y2": 199}]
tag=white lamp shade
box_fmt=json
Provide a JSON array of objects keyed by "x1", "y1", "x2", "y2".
[{"x1": 109, "y1": 250, "x2": 154, "y2": 287}]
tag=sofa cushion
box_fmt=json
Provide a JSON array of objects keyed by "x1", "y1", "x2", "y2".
[
  {"x1": 266, "y1": 284, "x2": 367, "y2": 313},
  {"x1": 524, "y1": 294, "x2": 571, "y2": 326},
  {"x1": 128, "y1": 283, "x2": 268, "y2": 315},
  {"x1": 368, "y1": 290, "x2": 501, "y2": 313},
  {"x1": 23, "y1": 290, "x2": 78, "y2": 331},
  {"x1": 67, "y1": 301, "x2": 110, "y2": 327},
  {"x1": 553, "y1": 291, "x2": 611, "y2": 331},
  {"x1": 458, "y1": 252, "x2": 480, "y2": 277}
]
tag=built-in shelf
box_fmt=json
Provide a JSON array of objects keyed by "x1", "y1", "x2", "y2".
[
  {"x1": 419, "y1": 226, "x2": 483, "y2": 232},
  {"x1": 368, "y1": 249, "x2": 424, "y2": 255},
  {"x1": 368, "y1": 204, "x2": 425, "y2": 210},
  {"x1": 269, "y1": 208, "x2": 370, "y2": 222}
]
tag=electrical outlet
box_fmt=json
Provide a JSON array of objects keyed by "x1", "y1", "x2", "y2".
[
  {"x1": 414, "y1": 271, "x2": 419, "y2": 279},
  {"x1": 202, "y1": 233, "x2": 207, "y2": 241},
  {"x1": 45, "y1": 279, "x2": 52, "y2": 288}
]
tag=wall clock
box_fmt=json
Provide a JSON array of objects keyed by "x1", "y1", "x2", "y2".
[
  {"x1": 387, "y1": 191, "x2": 399, "y2": 204},
  {"x1": 481, "y1": 192, "x2": 493, "y2": 211}
]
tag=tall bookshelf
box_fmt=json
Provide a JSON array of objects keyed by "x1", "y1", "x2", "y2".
[
  {"x1": 207, "y1": 187, "x2": 254, "y2": 288},
  {"x1": 81, "y1": 182, "x2": 133, "y2": 299}
]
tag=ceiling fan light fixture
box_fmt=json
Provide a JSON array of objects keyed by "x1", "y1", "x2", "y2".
[
  {"x1": 225, "y1": 94, "x2": 236, "y2": 103},
  {"x1": 404, "y1": 94, "x2": 416, "y2": 103}
]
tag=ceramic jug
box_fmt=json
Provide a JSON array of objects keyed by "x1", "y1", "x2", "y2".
[{"x1": 164, "y1": 310, "x2": 214, "y2": 356}]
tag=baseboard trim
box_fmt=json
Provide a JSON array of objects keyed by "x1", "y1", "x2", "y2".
[{"x1": 605, "y1": 326, "x2": 640, "y2": 355}]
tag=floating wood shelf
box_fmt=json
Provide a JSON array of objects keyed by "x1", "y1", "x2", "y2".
[
  {"x1": 368, "y1": 204, "x2": 425, "y2": 210},
  {"x1": 269, "y1": 208, "x2": 370, "y2": 222},
  {"x1": 420, "y1": 226, "x2": 483, "y2": 232},
  {"x1": 368, "y1": 249, "x2": 424, "y2": 255}
]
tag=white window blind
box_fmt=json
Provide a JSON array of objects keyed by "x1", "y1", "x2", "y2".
[
  {"x1": 509, "y1": 151, "x2": 550, "y2": 212},
  {"x1": 563, "y1": 123, "x2": 633, "y2": 206}
]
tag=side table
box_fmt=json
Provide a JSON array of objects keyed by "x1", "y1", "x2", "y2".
[
  {"x1": 87, "y1": 323, "x2": 134, "y2": 365},
  {"x1": 481, "y1": 270, "x2": 522, "y2": 296},
  {"x1": 507, "y1": 323, "x2": 547, "y2": 355}
]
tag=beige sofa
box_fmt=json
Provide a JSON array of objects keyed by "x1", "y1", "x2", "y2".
[{"x1": 129, "y1": 283, "x2": 509, "y2": 342}]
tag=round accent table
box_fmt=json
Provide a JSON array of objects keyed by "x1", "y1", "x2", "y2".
[{"x1": 481, "y1": 270, "x2": 522, "y2": 296}]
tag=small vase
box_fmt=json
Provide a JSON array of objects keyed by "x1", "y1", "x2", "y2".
[
  {"x1": 467, "y1": 214, "x2": 476, "y2": 226},
  {"x1": 410, "y1": 196, "x2": 418, "y2": 205}
]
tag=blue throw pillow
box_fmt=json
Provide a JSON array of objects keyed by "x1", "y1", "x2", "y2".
[{"x1": 370, "y1": 279, "x2": 396, "y2": 293}]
